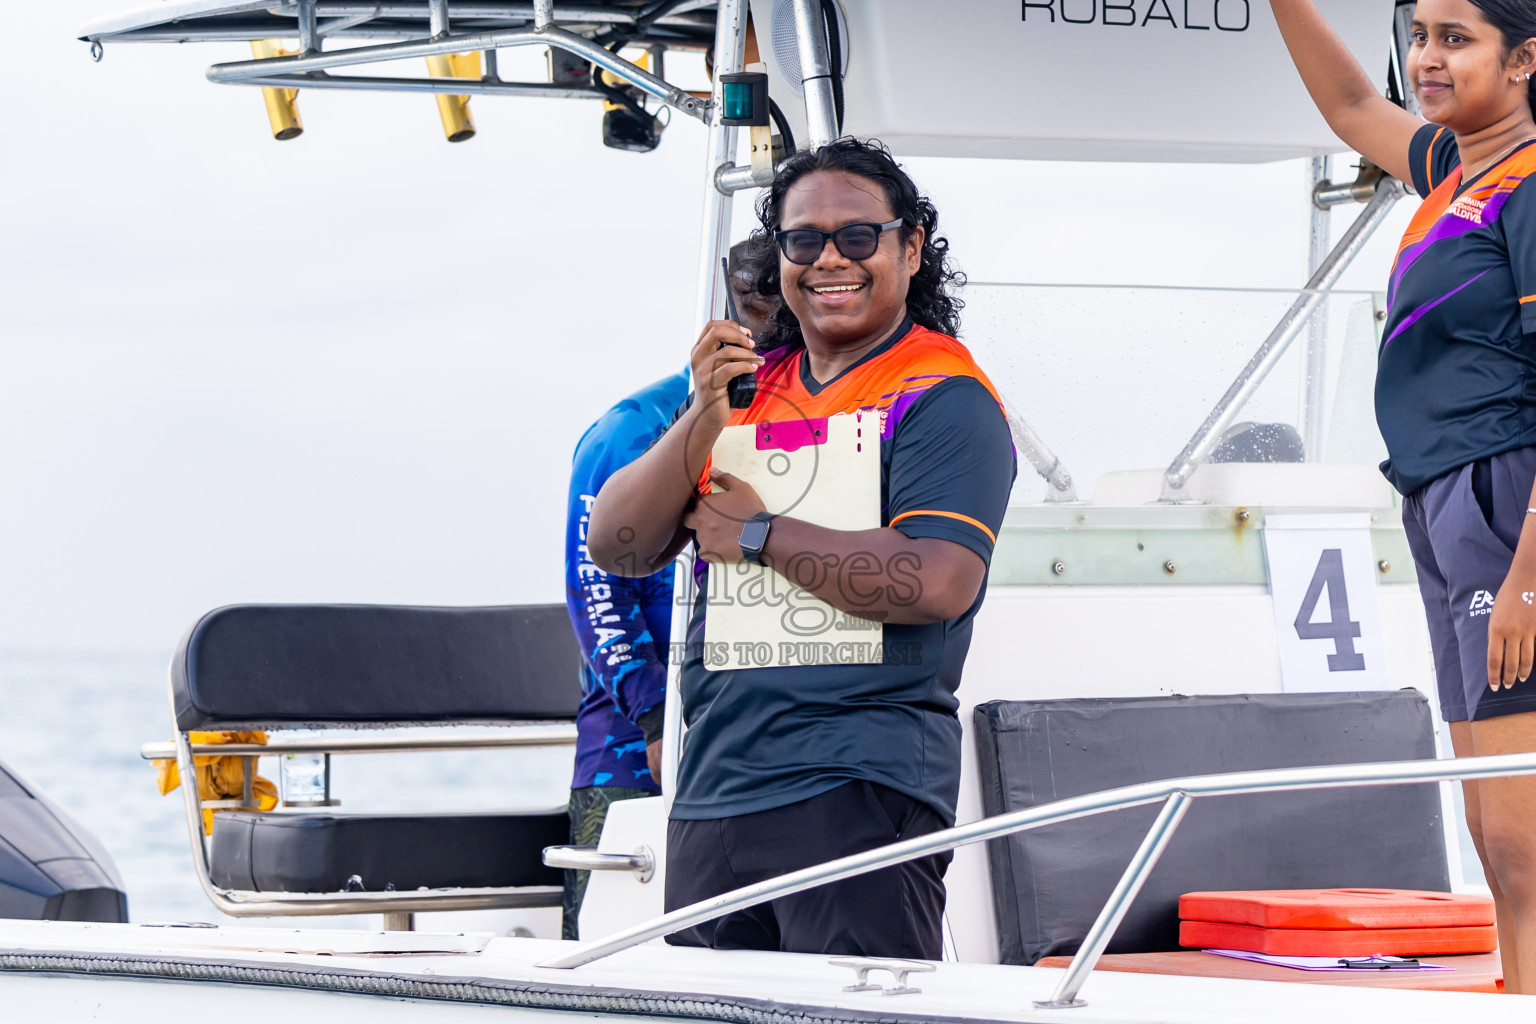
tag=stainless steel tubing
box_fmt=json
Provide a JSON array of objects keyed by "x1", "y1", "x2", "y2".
[
  {"x1": 140, "y1": 725, "x2": 577, "y2": 761},
  {"x1": 1158, "y1": 177, "x2": 1406, "y2": 501},
  {"x1": 542, "y1": 847, "x2": 650, "y2": 872},
  {"x1": 205, "y1": 24, "x2": 709, "y2": 121},
  {"x1": 1301, "y1": 155, "x2": 1332, "y2": 461},
  {"x1": 1315, "y1": 176, "x2": 1386, "y2": 209},
  {"x1": 297, "y1": 0, "x2": 319, "y2": 51},
  {"x1": 664, "y1": 0, "x2": 749, "y2": 811},
  {"x1": 532, "y1": 0, "x2": 553, "y2": 29},
  {"x1": 235, "y1": 73, "x2": 601, "y2": 98},
  {"x1": 169, "y1": 708, "x2": 565, "y2": 917},
  {"x1": 79, "y1": 2, "x2": 704, "y2": 42},
  {"x1": 428, "y1": 0, "x2": 449, "y2": 36},
  {"x1": 712, "y1": 161, "x2": 774, "y2": 193},
  {"x1": 1035, "y1": 792, "x2": 1193, "y2": 1009},
  {"x1": 1008, "y1": 409, "x2": 1077, "y2": 503},
  {"x1": 543, "y1": 845, "x2": 656, "y2": 882},
  {"x1": 715, "y1": 161, "x2": 773, "y2": 194},
  {"x1": 538, "y1": 749, "x2": 1536, "y2": 971},
  {"x1": 789, "y1": 0, "x2": 838, "y2": 148},
  {"x1": 318, "y1": 11, "x2": 384, "y2": 36}
]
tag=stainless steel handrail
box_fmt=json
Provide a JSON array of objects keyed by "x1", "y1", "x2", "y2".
[
  {"x1": 167, "y1": 726, "x2": 566, "y2": 917},
  {"x1": 140, "y1": 724, "x2": 577, "y2": 761},
  {"x1": 544, "y1": 845, "x2": 656, "y2": 883},
  {"x1": 538, "y1": 750, "x2": 1536, "y2": 1007}
]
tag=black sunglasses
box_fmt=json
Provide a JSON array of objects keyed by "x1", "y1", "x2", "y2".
[{"x1": 773, "y1": 218, "x2": 903, "y2": 265}]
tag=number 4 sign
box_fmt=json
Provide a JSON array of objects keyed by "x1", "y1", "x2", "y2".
[{"x1": 1262, "y1": 514, "x2": 1390, "y2": 693}]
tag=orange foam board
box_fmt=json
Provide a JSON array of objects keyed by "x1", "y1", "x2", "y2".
[
  {"x1": 1179, "y1": 889, "x2": 1494, "y2": 930},
  {"x1": 1180, "y1": 920, "x2": 1499, "y2": 957}
]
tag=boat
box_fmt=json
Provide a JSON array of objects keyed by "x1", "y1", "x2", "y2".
[{"x1": 4, "y1": 0, "x2": 1535, "y2": 1018}]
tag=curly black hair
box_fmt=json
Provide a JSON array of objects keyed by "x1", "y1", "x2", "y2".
[{"x1": 749, "y1": 137, "x2": 965, "y2": 352}]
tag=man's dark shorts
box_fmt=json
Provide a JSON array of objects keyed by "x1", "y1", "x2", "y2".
[
  {"x1": 664, "y1": 780, "x2": 951, "y2": 959},
  {"x1": 1404, "y1": 445, "x2": 1536, "y2": 722},
  {"x1": 563, "y1": 785, "x2": 653, "y2": 940}
]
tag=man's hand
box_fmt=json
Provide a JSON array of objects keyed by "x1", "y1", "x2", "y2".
[
  {"x1": 1488, "y1": 556, "x2": 1536, "y2": 690},
  {"x1": 646, "y1": 739, "x2": 662, "y2": 788},
  {"x1": 689, "y1": 320, "x2": 762, "y2": 433},
  {"x1": 683, "y1": 469, "x2": 767, "y2": 563}
]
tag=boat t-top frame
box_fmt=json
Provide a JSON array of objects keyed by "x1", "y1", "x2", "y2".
[{"x1": 80, "y1": 2, "x2": 714, "y2": 115}]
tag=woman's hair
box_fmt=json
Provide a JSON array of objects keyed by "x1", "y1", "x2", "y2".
[
  {"x1": 1466, "y1": 0, "x2": 1536, "y2": 118},
  {"x1": 749, "y1": 137, "x2": 965, "y2": 351}
]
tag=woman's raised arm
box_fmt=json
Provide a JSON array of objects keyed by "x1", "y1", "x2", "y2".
[{"x1": 1270, "y1": 0, "x2": 1425, "y2": 185}]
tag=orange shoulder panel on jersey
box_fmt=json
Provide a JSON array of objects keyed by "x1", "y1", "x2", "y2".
[
  {"x1": 730, "y1": 325, "x2": 1003, "y2": 424},
  {"x1": 1484, "y1": 143, "x2": 1536, "y2": 198},
  {"x1": 1396, "y1": 142, "x2": 1536, "y2": 259},
  {"x1": 1397, "y1": 170, "x2": 1461, "y2": 258},
  {"x1": 697, "y1": 324, "x2": 1006, "y2": 493}
]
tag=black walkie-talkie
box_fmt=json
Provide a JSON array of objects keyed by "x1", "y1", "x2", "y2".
[{"x1": 723, "y1": 256, "x2": 757, "y2": 410}]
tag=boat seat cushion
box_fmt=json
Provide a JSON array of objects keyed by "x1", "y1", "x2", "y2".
[
  {"x1": 209, "y1": 810, "x2": 568, "y2": 893},
  {"x1": 973, "y1": 690, "x2": 1449, "y2": 965},
  {"x1": 171, "y1": 604, "x2": 582, "y2": 731}
]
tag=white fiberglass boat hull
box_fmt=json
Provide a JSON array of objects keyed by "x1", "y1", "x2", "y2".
[{"x1": 0, "y1": 919, "x2": 1529, "y2": 1023}]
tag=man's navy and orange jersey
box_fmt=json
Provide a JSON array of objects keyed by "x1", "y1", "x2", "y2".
[
  {"x1": 565, "y1": 370, "x2": 690, "y2": 791},
  {"x1": 670, "y1": 318, "x2": 1017, "y2": 824},
  {"x1": 1378, "y1": 124, "x2": 1536, "y2": 495}
]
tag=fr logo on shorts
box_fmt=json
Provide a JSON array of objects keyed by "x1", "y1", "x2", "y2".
[{"x1": 1469, "y1": 590, "x2": 1496, "y2": 617}]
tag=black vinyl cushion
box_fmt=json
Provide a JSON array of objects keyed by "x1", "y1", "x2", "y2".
[
  {"x1": 973, "y1": 690, "x2": 1450, "y2": 966},
  {"x1": 210, "y1": 810, "x2": 569, "y2": 893},
  {"x1": 172, "y1": 604, "x2": 582, "y2": 731}
]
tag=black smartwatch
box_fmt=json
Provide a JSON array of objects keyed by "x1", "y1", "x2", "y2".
[{"x1": 738, "y1": 511, "x2": 777, "y2": 565}]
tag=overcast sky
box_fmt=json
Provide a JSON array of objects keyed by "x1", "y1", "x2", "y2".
[{"x1": 0, "y1": 3, "x2": 1417, "y2": 655}]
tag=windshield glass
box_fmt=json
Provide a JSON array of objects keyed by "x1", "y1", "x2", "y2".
[{"x1": 959, "y1": 283, "x2": 1388, "y2": 505}]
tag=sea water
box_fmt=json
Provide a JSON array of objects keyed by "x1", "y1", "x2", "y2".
[{"x1": 0, "y1": 650, "x2": 572, "y2": 927}]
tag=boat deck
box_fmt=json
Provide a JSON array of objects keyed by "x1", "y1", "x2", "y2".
[{"x1": 0, "y1": 920, "x2": 1529, "y2": 1023}]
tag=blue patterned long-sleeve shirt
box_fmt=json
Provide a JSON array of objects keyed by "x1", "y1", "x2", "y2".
[{"x1": 565, "y1": 371, "x2": 690, "y2": 790}]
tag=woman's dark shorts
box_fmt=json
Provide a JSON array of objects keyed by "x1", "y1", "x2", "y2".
[{"x1": 1403, "y1": 446, "x2": 1536, "y2": 722}]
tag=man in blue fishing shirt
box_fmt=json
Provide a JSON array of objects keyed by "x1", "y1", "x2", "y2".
[
  {"x1": 561, "y1": 240, "x2": 777, "y2": 939},
  {"x1": 562, "y1": 368, "x2": 688, "y2": 939}
]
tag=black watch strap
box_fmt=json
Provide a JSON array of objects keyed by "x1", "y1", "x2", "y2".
[{"x1": 739, "y1": 511, "x2": 777, "y2": 565}]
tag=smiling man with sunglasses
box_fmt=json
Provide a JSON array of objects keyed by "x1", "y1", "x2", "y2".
[{"x1": 588, "y1": 138, "x2": 1015, "y2": 959}]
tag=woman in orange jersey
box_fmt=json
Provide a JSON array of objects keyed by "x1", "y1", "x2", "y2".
[
  {"x1": 587, "y1": 138, "x2": 1015, "y2": 958},
  {"x1": 1272, "y1": 0, "x2": 1536, "y2": 991}
]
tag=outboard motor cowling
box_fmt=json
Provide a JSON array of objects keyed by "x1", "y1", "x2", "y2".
[{"x1": 0, "y1": 758, "x2": 128, "y2": 922}]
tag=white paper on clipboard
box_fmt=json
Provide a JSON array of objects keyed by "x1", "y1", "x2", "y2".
[{"x1": 704, "y1": 410, "x2": 883, "y2": 670}]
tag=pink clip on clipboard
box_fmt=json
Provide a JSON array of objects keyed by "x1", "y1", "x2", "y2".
[
  {"x1": 757, "y1": 417, "x2": 829, "y2": 452},
  {"x1": 705, "y1": 412, "x2": 882, "y2": 671}
]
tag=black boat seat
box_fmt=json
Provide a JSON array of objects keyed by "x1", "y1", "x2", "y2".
[
  {"x1": 210, "y1": 810, "x2": 569, "y2": 893},
  {"x1": 165, "y1": 602, "x2": 582, "y2": 917},
  {"x1": 974, "y1": 690, "x2": 1450, "y2": 966}
]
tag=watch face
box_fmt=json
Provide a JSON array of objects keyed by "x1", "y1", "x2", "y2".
[{"x1": 739, "y1": 517, "x2": 770, "y2": 558}]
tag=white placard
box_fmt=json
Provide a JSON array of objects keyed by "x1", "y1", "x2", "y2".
[
  {"x1": 1263, "y1": 514, "x2": 1390, "y2": 693},
  {"x1": 704, "y1": 411, "x2": 883, "y2": 670}
]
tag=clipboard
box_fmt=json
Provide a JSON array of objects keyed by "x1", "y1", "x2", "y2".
[{"x1": 704, "y1": 410, "x2": 883, "y2": 670}]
